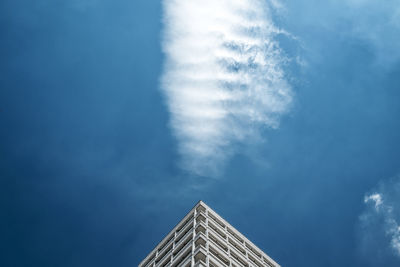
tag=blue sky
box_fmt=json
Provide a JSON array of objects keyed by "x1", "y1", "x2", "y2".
[{"x1": 1, "y1": 0, "x2": 400, "y2": 266}]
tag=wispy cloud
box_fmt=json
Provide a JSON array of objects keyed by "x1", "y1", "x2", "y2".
[
  {"x1": 344, "y1": 0, "x2": 400, "y2": 66},
  {"x1": 359, "y1": 175, "x2": 400, "y2": 263},
  {"x1": 364, "y1": 193, "x2": 400, "y2": 256},
  {"x1": 161, "y1": 0, "x2": 292, "y2": 177}
]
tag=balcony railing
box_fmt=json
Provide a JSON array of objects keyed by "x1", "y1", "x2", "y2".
[
  {"x1": 209, "y1": 257, "x2": 224, "y2": 267},
  {"x1": 194, "y1": 260, "x2": 207, "y2": 267},
  {"x1": 195, "y1": 221, "x2": 207, "y2": 235},
  {"x1": 230, "y1": 254, "x2": 245, "y2": 267},
  {"x1": 196, "y1": 204, "x2": 206, "y2": 214},
  {"x1": 175, "y1": 218, "x2": 194, "y2": 244},
  {"x1": 228, "y1": 238, "x2": 246, "y2": 257},
  {"x1": 229, "y1": 249, "x2": 248, "y2": 267},
  {"x1": 142, "y1": 252, "x2": 156, "y2": 267},
  {"x1": 209, "y1": 239, "x2": 229, "y2": 260},
  {"x1": 171, "y1": 248, "x2": 192, "y2": 267},
  {"x1": 158, "y1": 232, "x2": 174, "y2": 252},
  {"x1": 158, "y1": 255, "x2": 172, "y2": 267},
  {"x1": 174, "y1": 228, "x2": 193, "y2": 252},
  {"x1": 208, "y1": 225, "x2": 227, "y2": 246},
  {"x1": 227, "y1": 228, "x2": 244, "y2": 244},
  {"x1": 158, "y1": 237, "x2": 174, "y2": 258},
  {"x1": 248, "y1": 254, "x2": 264, "y2": 267},
  {"x1": 208, "y1": 213, "x2": 226, "y2": 229},
  {"x1": 263, "y1": 256, "x2": 276, "y2": 267},
  {"x1": 208, "y1": 220, "x2": 226, "y2": 238},
  {"x1": 195, "y1": 213, "x2": 206, "y2": 224},
  {"x1": 229, "y1": 244, "x2": 247, "y2": 263},
  {"x1": 156, "y1": 247, "x2": 172, "y2": 266},
  {"x1": 193, "y1": 244, "x2": 207, "y2": 257},
  {"x1": 209, "y1": 249, "x2": 229, "y2": 267},
  {"x1": 245, "y1": 243, "x2": 262, "y2": 260},
  {"x1": 208, "y1": 221, "x2": 226, "y2": 240},
  {"x1": 209, "y1": 231, "x2": 228, "y2": 252},
  {"x1": 176, "y1": 214, "x2": 194, "y2": 235},
  {"x1": 194, "y1": 231, "x2": 206, "y2": 243},
  {"x1": 142, "y1": 258, "x2": 155, "y2": 267},
  {"x1": 246, "y1": 248, "x2": 265, "y2": 266},
  {"x1": 172, "y1": 241, "x2": 192, "y2": 265},
  {"x1": 176, "y1": 253, "x2": 192, "y2": 267}
]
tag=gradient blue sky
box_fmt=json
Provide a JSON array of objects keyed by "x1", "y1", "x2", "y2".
[{"x1": 1, "y1": 1, "x2": 400, "y2": 266}]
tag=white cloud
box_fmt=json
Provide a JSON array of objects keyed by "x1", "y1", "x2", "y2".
[
  {"x1": 161, "y1": 0, "x2": 292, "y2": 176},
  {"x1": 360, "y1": 176, "x2": 400, "y2": 260},
  {"x1": 364, "y1": 193, "x2": 383, "y2": 210}
]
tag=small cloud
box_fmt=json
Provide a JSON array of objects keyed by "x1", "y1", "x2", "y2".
[
  {"x1": 364, "y1": 193, "x2": 383, "y2": 210},
  {"x1": 358, "y1": 175, "x2": 400, "y2": 265}
]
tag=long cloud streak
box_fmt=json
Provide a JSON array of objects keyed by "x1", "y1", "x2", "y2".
[{"x1": 161, "y1": 0, "x2": 292, "y2": 176}]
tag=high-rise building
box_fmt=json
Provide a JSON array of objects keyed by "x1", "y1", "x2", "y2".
[{"x1": 139, "y1": 201, "x2": 280, "y2": 267}]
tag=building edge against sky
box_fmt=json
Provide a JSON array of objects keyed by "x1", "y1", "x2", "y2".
[{"x1": 139, "y1": 201, "x2": 280, "y2": 267}]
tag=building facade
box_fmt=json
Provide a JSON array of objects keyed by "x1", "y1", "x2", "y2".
[{"x1": 139, "y1": 201, "x2": 280, "y2": 267}]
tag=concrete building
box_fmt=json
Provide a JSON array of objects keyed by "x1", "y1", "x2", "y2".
[{"x1": 139, "y1": 201, "x2": 280, "y2": 267}]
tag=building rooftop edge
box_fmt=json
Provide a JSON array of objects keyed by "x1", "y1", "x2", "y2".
[
  {"x1": 138, "y1": 200, "x2": 202, "y2": 266},
  {"x1": 197, "y1": 200, "x2": 279, "y2": 266},
  {"x1": 138, "y1": 200, "x2": 280, "y2": 267}
]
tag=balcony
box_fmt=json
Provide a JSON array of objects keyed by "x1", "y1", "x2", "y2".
[
  {"x1": 171, "y1": 243, "x2": 192, "y2": 267},
  {"x1": 208, "y1": 212, "x2": 226, "y2": 230},
  {"x1": 209, "y1": 243, "x2": 229, "y2": 266},
  {"x1": 208, "y1": 221, "x2": 226, "y2": 240},
  {"x1": 263, "y1": 256, "x2": 276, "y2": 267},
  {"x1": 174, "y1": 228, "x2": 193, "y2": 252},
  {"x1": 194, "y1": 231, "x2": 206, "y2": 244},
  {"x1": 177, "y1": 254, "x2": 191, "y2": 267},
  {"x1": 158, "y1": 236, "x2": 174, "y2": 258},
  {"x1": 208, "y1": 219, "x2": 225, "y2": 234},
  {"x1": 209, "y1": 257, "x2": 226, "y2": 267},
  {"x1": 143, "y1": 260, "x2": 155, "y2": 267},
  {"x1": 158, "y1": 255, "x2": 172, "y2": 267},
  {"x1": 209, "y1": 231, "x2": 228, "y2": 252},
  {"x1": 194, "y1": 237, "x2": 206, "y2": 250},
  {"x1": 229, "y1": 242, "x2": 247, "y2": 262},
  {"x1": 176, "y1": 229, "x2": 192, "y2": 247},
  {"x1": 208, "y1": 225, "x2": 227, "y2": 246},
  {"x1": 172, "y1": 235, "x2": 192, "y2": 262},
  {"x1": 155, "y1": 245, "x2": 172, "y2": 266},
  {"x1": 248, "y1": 254, "x2": 263, "y2": 267},
  {"x1": 176, "y1": 213, "x2": 194, "y2": 235},
  {"x1": 229, "y1": 249, "x2": 248, "y2": 267},
  {"x1": 209, "y1": 239, "x2": 229, "y2": 261},
  {"x1": 194, "y1": 260, "x2": 207, "y2": 267},
  {"x1": 195, "y1": 213, "x2": 206, "y2": 224},
  {"x1": 196, "y1": 204, "x2": 206, "y2": 214},
  {"x1": 144, "y1": 260, "x2": 155, "y2": 267},
  {"x1": 195, "y1": 222, "x2": 207, "y2": 235},
  {"x1": 209, "y1": 249, "x2": 229, "y2": 267},
  {"x1": 141, "y1": 252, "x2": 156, "y2": 267},
  {"x1": 227, "y1": 228, "x2": 244, "y2": 244},
  {"x1": 175, "y1": 218, "x2": 194, "y2": 243},
  {"x1": 228, "y1": 237, "x2": 246, "y2": 257},
  {"x1": 245, "y1": 243, "x2": 262, "y2": 260},
  {"x1": 230, "y1": 254, "x2": 244, "y2": 267},
  {"x1": 194, "y1": 245, "x2": 207, "y2": 265}
]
